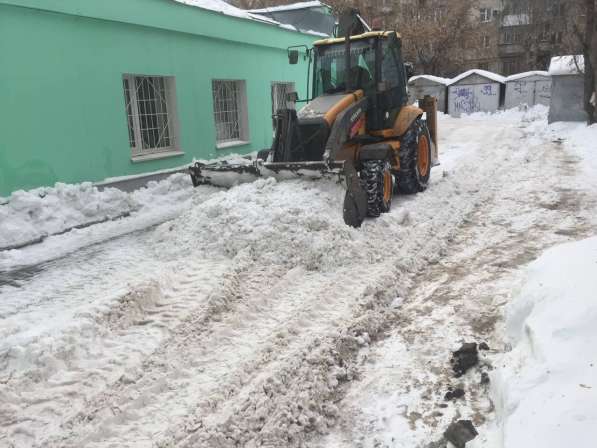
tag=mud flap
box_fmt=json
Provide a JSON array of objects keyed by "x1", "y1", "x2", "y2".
[{"x1": 342, "y1": 162, "x2": 367, "y2": 228}]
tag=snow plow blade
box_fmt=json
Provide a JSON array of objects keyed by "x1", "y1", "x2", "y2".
[
  {"x1": 188, "y1": 159, "x2": 368, "y2": 227},
  {"x1": 189, "y1": 160, "x2": 345, "y2": 187}
]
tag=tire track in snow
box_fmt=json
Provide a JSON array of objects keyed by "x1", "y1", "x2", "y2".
[{"x1": 0, "y1": 254, "x2": 231, "y2": 448}]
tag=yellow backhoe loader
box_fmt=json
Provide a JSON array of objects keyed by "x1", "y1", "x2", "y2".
[{"x1": 190, "y1": 9, "x2": 439, "y2": 227}]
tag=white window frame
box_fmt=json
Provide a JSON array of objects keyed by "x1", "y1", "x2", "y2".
[
  {"x1": 480, "y1": 8, "x2": 491, "y2": 22},
  {"x1": 122, "y1": 74, "x2": 181, "y2": 162},
  {"x1": 212, "y1": 79, "x2": 250, "y2": 149},
  {"x1": 271, "y1": 81, "x2": 296, "y2": 130}
]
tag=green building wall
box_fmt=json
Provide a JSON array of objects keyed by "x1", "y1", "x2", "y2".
[{"x1": 0, "y1": 0, "x2": 316, "y2": 196}]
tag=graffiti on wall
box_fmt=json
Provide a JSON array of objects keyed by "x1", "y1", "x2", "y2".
[
  {"x1": 451, "y1": 83, "x2": 500, "y2": 115},
  {"x1": 506, "y1": 79, "x2": 552, "y2": 108},
  {"x1": 450, "y1": 83, "x2": 498, "y2": 115},
  {"x1": 481, "y1": 84, "x2": 497, "y2": 96},
  {"x1": 451, "y1": 87, "x2": 479, "y2": 114}
]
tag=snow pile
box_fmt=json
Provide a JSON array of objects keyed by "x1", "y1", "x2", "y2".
[
  {"x1": 152, "y1": 177, "x2": 362, "y2": 271},
  {"x1": 408, "y1": 74, "x2": 451, "y2": 85},
  {"x1": 0, "y1": 183, "x2": 135, "y2": 250},
  {"x1": 0, "y1": 173, "x2": 193, "y2": 252},
  {"x1": 549, "y1": 55, "x2": 585, "y2": 75},
  {"x1": 490, "y1": 236, "x2": 597, "y2": 448},
  {"x1": 448, "y1": 69, "x2": 506, "y2": 86}
]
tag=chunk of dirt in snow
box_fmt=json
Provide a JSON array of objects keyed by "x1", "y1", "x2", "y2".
[
  {"x1": 444, "y1": 419, "x2": 478, "y2": 448},
  {"x1": 478, "y1": 342, "x2": 490, "y2": 350},
  {"x1": 444, "y1": 387, "x2": 465, "y2": 401},
  {"x1": 450, "y1": 342, "x2": 479, "y2": 377},
  {"x1": 426, "y1": 440, "x2": 448, "y2": 448}
]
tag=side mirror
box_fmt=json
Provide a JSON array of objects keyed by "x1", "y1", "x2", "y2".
[
  {"x1": 288, "y1": 49, "x2": 299, "y2": 65},
  {"x1": 404, "y1": 62, "x2": 415, "y2": 79}
]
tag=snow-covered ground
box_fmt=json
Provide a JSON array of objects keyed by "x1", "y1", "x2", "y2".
[{"x1": 1, "y1": 107, "x2": 596, "y2": 448}]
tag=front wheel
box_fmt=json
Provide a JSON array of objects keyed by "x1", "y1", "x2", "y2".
[
  {"x1": 397, "y1": 119, "x2": 432, "y2": 194},
  {"x1": 361, "y1": 160, "x2": 393, "y2": 218}
]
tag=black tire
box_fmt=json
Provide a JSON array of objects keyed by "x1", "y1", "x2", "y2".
[
  {"x1": 361, "y1": 160, "x2": 393, "y2": 218},
  {"x1": 397, "y1": 118, "x2": 432, "y2": 194}
]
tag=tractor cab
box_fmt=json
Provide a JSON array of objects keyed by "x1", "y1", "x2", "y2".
[
  {"x1": 278, "y1": 30, "x2": 411, "y2": 164},
  {"x1": 310, "y1": 31, "x2": 409, "y2": 131}
]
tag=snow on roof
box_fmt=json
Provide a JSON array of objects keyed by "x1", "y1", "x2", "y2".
[
  {"x1": 408, "y1": 75, "x2": 451, "y2": 85},
  {"x1": 549, "y1": 55, "x2": 585, "y2": 75},
  {"x1": 249, "y1": 1, "x2": 326, "y2": 13},
  {"x1": 505, "y1": 71, "x2": 550, "y2": 82},
  {"x1": 448, "y1": 69, "x2": 506, "y2": 86},
  {"x1": 301, "y1": 29, "x2": 330, "y2": 37},
  {"x1": 502, "y1": 13, "x2": 530, "y2": 27},
  {"x1": 174, "y1": 0, "x2": 251, "y2": 19},
  {"x1": 172, "y1": 0, "x2": 328, "y2": 36}
]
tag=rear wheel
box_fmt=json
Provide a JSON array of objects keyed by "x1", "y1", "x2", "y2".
[
  {"x1": 361, "y1": 160, "x2": 393, "y2": 218},
  {"x1": 397, "y1": 119, "x2": 432, "y2": 194}
]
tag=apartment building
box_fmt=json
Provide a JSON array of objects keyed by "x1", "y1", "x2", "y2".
[{"x1": 498, "y1": 0, "x2": 572, "y2": 75}]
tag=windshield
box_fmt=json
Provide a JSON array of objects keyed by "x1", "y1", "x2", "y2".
[{"x1": 313, "y1": 41, "x2": 376, "y2": 97}]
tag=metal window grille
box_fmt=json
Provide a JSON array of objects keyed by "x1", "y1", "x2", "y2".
[
  {"x1": 212, "y1": 80, "x2": 246, "y2": 145},
  {"x1": 271, "y1": 82, "x2": 295, "y2": 130},
  {"x1": 123, "y1": 78, "x2": 136, "y2": 148},
  {"x1": 272, "y1": 82, "x2": 296, "y2": 115},
  {"x1": 123, "y1": 75, "x2": 175, "y2": 156}
]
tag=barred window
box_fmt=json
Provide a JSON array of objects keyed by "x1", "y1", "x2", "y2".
[
  {"x1": 212, "y1": 80, "x2": 249, "y2": 148},
  {"x1": 122, "y1": 75, "x2": 179, "y2": 158}
]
